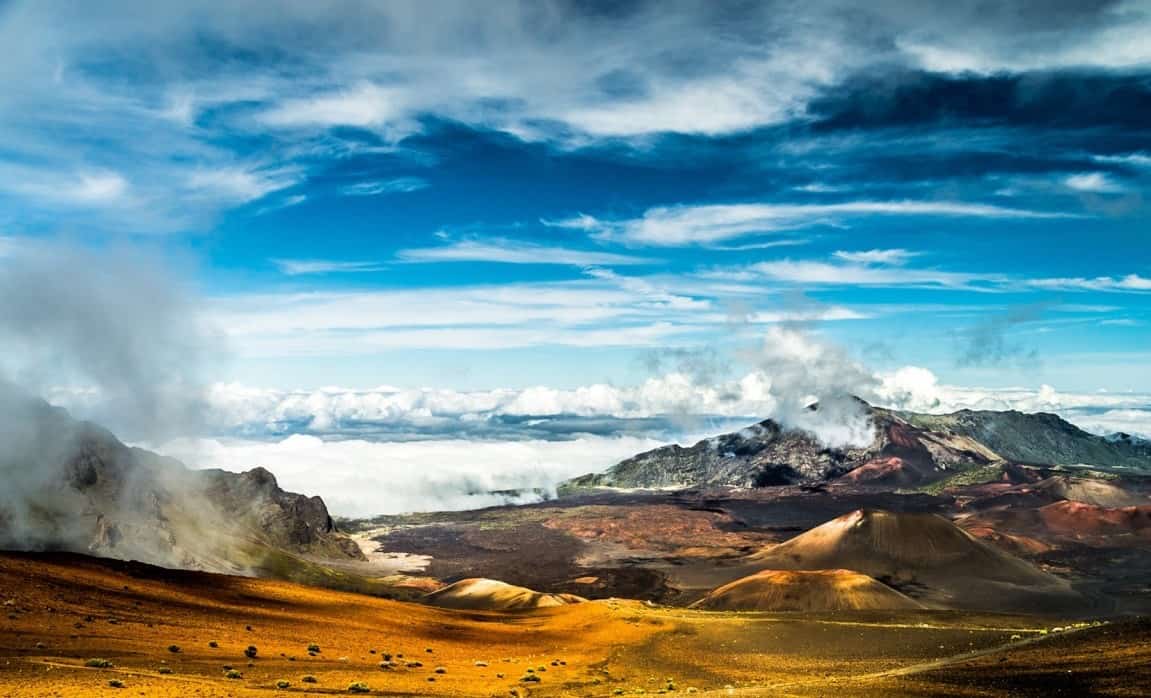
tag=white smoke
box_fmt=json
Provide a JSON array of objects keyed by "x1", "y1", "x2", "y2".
[
  {"x1": 0, "y1": 241, "x2": 221, "y2": 556},
  {"x1": 0, "y1": 242, "x2": 216, "y2": 440},
  {"x1": 741, "y1": 326, "x2": 879, "y2": 447}
]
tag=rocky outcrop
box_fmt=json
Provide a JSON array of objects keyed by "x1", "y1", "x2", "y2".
[
  {"x1": 201, "y1": 466, "x2": 364, "y2": 560},
  {"x1": 0, "y1": 392, "x2": 363, "y2": 574}
]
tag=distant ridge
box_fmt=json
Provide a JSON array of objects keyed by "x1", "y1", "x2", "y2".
[{"x1": 561, "y1": 401, "x2": 1151, "y2": 492}]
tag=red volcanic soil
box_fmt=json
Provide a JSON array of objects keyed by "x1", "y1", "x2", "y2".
[
  {"x1": 962, "y1": 526, "x2": 1053, "y2": 555},
  {"x1": 840, "y1": 457, "x2": 907, "y2": 484},
  {"x1": 1039, "y1": 501, "x2": 1151, "y2": 537},
  {"x1": 543, "y1": 504, "x2": 772, "y2": 555}
]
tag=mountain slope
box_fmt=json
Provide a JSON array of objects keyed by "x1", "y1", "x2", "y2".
[
  {"x1": 747, "y1": 509, "x2": 1076, "y2": 612},
  {"x1": 693, "y1": 568, "x2": 924, "y2": 612},
  {"x1": 0, "y1": 391, "x2": 363, "y2": 575},
  {"x1": 899, "y1": 409, "x2": 1151, "y2": 468},
  {"x1": 561, "y1": 401, "x2": 1151, "y2": 492}
]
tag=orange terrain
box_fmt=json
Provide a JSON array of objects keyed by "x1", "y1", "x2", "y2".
[{"x1": 2, "y1": 551, "x2": 1150, "y2": 697}]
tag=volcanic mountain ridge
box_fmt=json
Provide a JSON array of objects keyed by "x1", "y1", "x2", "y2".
[{"x1": 562, "y1": 400, "x2": 1151, "y2": 492}]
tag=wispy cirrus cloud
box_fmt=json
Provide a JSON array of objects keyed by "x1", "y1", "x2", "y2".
[
  {"x1": 1026, "y1": 274, "x2": 1151, "y2": 293},
  {"x1": 396, "y1": 239, "x2": 656, "y2": 267},
  {"x1": 549, "y1": 200, "x2": 1073, "y2": 247},
  {"x1": 743, "y1": 259, "x2": 1004, "y2": 290},
  {"x1": 341, "y1": 177, "x2": 429, "y2": 196},
  {"x1": 832, "y1": 248, "x2": 919, "y2": 265},
  {"x1": 271, "y1": 259, "x2": 386, "y2": 275}
]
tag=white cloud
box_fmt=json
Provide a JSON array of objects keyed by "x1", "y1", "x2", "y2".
[
  {"x1": 894, "y1": 2, "x2": 1151, "y2": 74},
  {"x1": 149, "y1": 433, "x2": 668, "y2": 517},
  {"x1": 555, "y1": 201, "x2": 1070, "y2": 246},
  {"x1": 271, "y1": 259, "x2": 386, "y2": 275},
  {"x1": 185, "y1": 166, "x2": 299, "y2": 204},
  {"x1": 341, "y1": 177, "x2": 428, "y2": 196},
  {"x1": 1065, "y1": 172, "x2": 1126, "y2": 194},
  {"x1": 1095, "y1": 152, "x2": 1151, "y2": 169},
  {"x1": 0, "y1": 167, "x2": 130, "y2": 207},
  {"x1": 131, "y1": 368, "x2": 1151, "y2": 518},
  {"x1": 1026, "y1": 274, "x2": 1151, "y2": 293},
  {"x1": 71, "y1": 171, "x2": 130, "y2": 203},
  {"x1": 832, "y1": 248, "x2": 919, "y2": 265},
  {"x1": 258, "y1": 83, "x2": 417, "y2": 137},
  {"x1": 397, "y1": 239, "x2": 655, "y2": 266},
  {"x1": 745, "y1": 259, "x2": 1001, "y2": 290}
]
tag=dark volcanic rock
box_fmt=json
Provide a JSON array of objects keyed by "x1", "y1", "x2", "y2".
[
  {"x1": 562, "y1": 401, "x2": 1151, "y2": 493},
  {"x1": 562, "y1": 404, "x2": 1003, "y2": 491},
  {"x1": 201, "y1": 466, "x2": 363, "y2": 559}
]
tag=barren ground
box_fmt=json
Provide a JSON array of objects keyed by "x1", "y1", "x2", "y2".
[{"x1": 2, "y1": 551, "x2": 1148, "y2": 697}]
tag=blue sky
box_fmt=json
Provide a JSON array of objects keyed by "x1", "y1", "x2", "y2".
[{"x1": 1, "y1": 0, "x2": 1149, "y2": 395}]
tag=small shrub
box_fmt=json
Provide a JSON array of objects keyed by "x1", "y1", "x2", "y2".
[
  {"x1": 85, "y1": 658, "x2": 114, "y2": 668},
  {"x1": 406, "y1": 661, "x2": 423, "y2": 668},
  {"x1": 225, "y1": 670, "x2": 243, "y2": 679},
  {"x1": 301, "y1": 675, "x2": 318, "y2": 684},
  {"x1": 348, "y1": 681, "x2": 371, "y2": 693},
  {"x1": 521, "y1": 674, "x2": 541, "y2": 683},
  {"x1": 307, "y1": 643, "x2": 321, "y2": 653},
  {"x1": 209, "y1": 641, "x2": 219, "y2": 648},
  {"x1": 434, "y1": 666, "x2": 447, "y2": 674},
  {"x1": 168, "y1": 645, "x2": 181, "y2": 654},
  {"x1": 244, "y1": 645, "x2": 258, "y2": 659},
  {"x1": 108, "y1": 679, "x2": 124, "y2": 688},
  {"x1": 381, "y1": 653, "x2": 392, "y2": 661},
  {"x1": 276, "y1": 679, "x2": 291, "y2": 689},
  {"x1": 158, "y1": 667, "x2": 173, "y2": 675}
]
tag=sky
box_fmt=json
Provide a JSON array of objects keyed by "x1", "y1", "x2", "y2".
[{"x1": 1, "y1": 1, "x2": 1149, "y2": 514}]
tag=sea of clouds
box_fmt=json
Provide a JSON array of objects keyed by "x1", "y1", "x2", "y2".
[{"x1": 114, "y1": 365, "x2": 1151, "y2": 517}]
